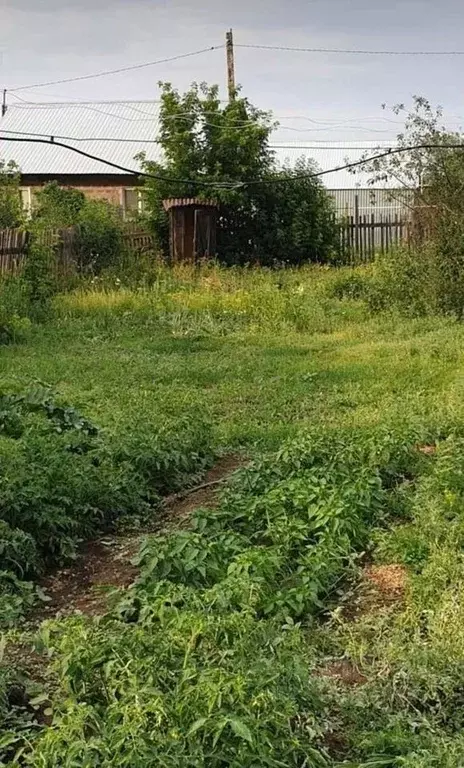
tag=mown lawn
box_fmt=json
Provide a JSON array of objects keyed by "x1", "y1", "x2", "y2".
[{"x1": 3, "y1": 264, "x2": 464, "y2": 766}]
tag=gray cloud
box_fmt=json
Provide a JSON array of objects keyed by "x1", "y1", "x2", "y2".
[{"x1": 1, "y1": 0, "x2": 464, "y2": 141}]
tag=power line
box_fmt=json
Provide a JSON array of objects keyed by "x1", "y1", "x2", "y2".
[
  {"x1": 270, "y1": 143, "x2": 395, "y2": 150},
  {"x1": 5, "y1": 95, "x2": 407, "y2": 124},
  {"x1": 1, "y1": 134, "x2": 463, "y2": 188},
  {"x1": 7, "y1": 46, "x2": 223, "y2": 92},
  {"x1": 0, "y1": 129, "x2": 398, "y2": 145},
  {"x1": 236, "y1": 43, "x2": 464, "y2": 56},
  {"x1": 0, "y1": 135, "x2": 234, "y2": 187}
]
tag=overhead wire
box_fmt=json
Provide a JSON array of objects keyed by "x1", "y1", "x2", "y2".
[
  {"x1": 236, "y1": 43, "x2": 464, "y2": 56},
  {"x1": 1, "y1": 134, "x2": 463, "y2": 188},
  {"x1": 0, "y1": 128, "x2": 398, "y2": 144},
  {"x1": 5, "y1": 95, "x2": 408, "y2": 124},
  {"x1": 7, "y1": 46, "x2": 224, "y2": 92}
]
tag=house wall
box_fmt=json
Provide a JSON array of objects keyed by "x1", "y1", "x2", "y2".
[{"x1": 72, "y1": 185, "x2": 124, "y2": 206}]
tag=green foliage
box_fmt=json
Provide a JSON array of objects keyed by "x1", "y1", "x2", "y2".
[
  {"x1": 31, "y1": 182, "x2": 125, "y2": 273},
  {"x1": 0, "y1": 159, "x2": 23, "y2": 229},
  {"x1": 32, "y1": 182, "x2": 86, "y2": 229},
  {"x1": 362, "y1": 97, "x2": 464, "y2": 318},
  {"x1": 0, "y1": 385, "x2": 214, "y2": 627},
  {"x1": 25, "y1": 612, "x2": 328, "y2": 768},
  {"x1": 4, "y1": 264, "x2": 464, "y2": 763},
  {"x1": 15, "y1": 428, "x2": 427, "y2": 766},
  {"x1": 77, "y1": 198, "x2": 125, "y2": 272},
  {"x1": 140, "y1": 82, "x2": 337, "y2": 264},
  {"x1": 21, "y1": 238, "x2": 58, "y2": 322},
  {"x1": 328, "y1": 270, "x2": 372, "y2": 301},
  {"x1": 0, "y1": 521, "x2": 41, "y2": 578}
]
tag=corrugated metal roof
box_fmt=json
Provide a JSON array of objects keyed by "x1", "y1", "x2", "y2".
[
  {"x1": 0, "y1": 103, "x2": 395, "y2": 189},
  {"x1": 271, "y1": 141, "x2": 397, "y2": 189},
  {"x1": 0, "y1": 101, "x2": 163, "y2": 174}
]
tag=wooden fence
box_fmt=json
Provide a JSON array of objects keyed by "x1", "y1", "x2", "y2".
[
  {"x1": 339, "y1": 213, "x2": 411, "y2": 263},
  {"x1": 0, "y1": 219, "x2": 412, "y2": 270},
  {"x1": 0, "y1": 229, "x2": 29, "y2": 274},
  {"x1": 0, "y1": 226, "x2": 156, "y2": 275}
]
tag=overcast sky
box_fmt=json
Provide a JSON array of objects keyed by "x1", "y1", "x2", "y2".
[{"x1": 2, "y1": 0, "x2": 464, "y2": 141}]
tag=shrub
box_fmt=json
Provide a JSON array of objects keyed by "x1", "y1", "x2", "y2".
[
  {"x1": 0, "y1": 159, "x2": 23, "y2": 229},
  {"x1": 328, "y1": 270, "x2": 371, "y2": 301},
  {"x1": 30, "y1": 182, "x2": 126, "y2": 274},
  {"x1": 21, "y1": 239, "x2": 58, "y2": 322},
  {"x1": 77, "y1": 199, "x2": 124, "y2": 273},
  {"x1": 367, "y1": 246, "x2": 440, "y2": 316}
]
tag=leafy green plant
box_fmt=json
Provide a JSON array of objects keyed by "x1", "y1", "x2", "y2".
[{"x1": 76, "y1": 198, "x2": 124, "y2": 273}]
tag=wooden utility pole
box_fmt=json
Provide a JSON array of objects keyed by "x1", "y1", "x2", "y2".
[
  {"x1": 226, "y1": 29, "x2": 235, "y2": 102},
  {"x1": 1, "y1": 89, "x2": 7, "y2": 117}
]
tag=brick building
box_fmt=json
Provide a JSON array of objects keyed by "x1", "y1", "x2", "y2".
[{"x1": 0, "y1": 100, "x2": 163, "y2": 217}]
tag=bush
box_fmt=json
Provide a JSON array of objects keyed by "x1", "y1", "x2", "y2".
[
  {"x1": 328, "y1": 270, "x2": 371, "y2": 301},
  {"x1": 0, "y1": 159, "x2": 23, "y2": 229},
  {"x1": 31, "y1": 182, "x2": 126, "y2": 274},
  {"x1": 367, "y1": 246, "x2": 440, "y2": 316},
  {"x1": 21, "y1": 239, "x2": 58, "y2": 322},
  {"x1": 77, "y1": 199, "x2": 124, "y2": 273}
]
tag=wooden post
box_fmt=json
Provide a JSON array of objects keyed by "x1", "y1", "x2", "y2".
[
  {"x1": 370, "y1": 212, "x2": 375, "y2": 260},
  {"x1": 226, "y1": 29, "x2": 236, "y2": 102},
  {"x1": 354, "y1": 194, "x2": 360, "y2": 259},
  {"x1": 1, "y1": 89, "x2": 6, "y2": 117}
]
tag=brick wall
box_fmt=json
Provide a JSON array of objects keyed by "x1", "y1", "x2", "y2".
[
  {"x1": 20, "y1": 174, "x2": 144, "y2": 215},
  {"x1": 72, "y1": 185, "x2": 124, "y2": 206}
]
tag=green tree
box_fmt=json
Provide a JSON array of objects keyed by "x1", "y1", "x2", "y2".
[
  {"x1": 360, "y1": 97, "x2": 464, "y2": 318},
  {"x1": 140, "y1": 82, "x2": 338, "y2": 265},
  {"x1": 0, "y1": 160, "x2": 23, "y2": 229}
]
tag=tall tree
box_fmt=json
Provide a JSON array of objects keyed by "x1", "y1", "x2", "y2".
[{"x1": 139, "y1": 82, "x2": 338, "y2": 265}]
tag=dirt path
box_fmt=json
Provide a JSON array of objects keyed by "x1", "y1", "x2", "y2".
[{"x1": 32, "y1": 454, "x2": 245, "y2": 621}]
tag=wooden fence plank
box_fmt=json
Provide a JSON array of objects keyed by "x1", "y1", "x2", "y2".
[
  {"x1": 0, "y1": 226, "x2": 156, "y2": 276},
  {"x1": 337, "y1": 212, "x2": 411, "y2": 262}
]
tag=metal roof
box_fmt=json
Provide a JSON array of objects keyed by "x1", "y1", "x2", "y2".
[
  {"x1": 0, "y1": 101, "x2": 163, "y2": 175},
  {"x1": 0, "y1": 103, "x2": 394, "y2": 189},
  {"x1": 163, "y1": 198, "x2": 218, "y2": 210},
  {"x1": 271, "y1": 141, "x2": 397, "y2": 189}
]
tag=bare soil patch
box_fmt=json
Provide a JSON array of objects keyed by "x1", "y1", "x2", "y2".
[
  {"x1": 363, "y1": 564, "x2": 407, "y2": 602},
  {"x1": 30, "y1": 454, "x2": 246, "y2": 622},
  {"x1": 341, "y1": 563, "x2": 408, "y2": 621},
  {"x1": 319, "y1": 659, "x2": 367, "y2": 686}
]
